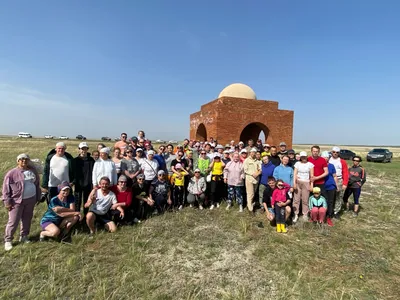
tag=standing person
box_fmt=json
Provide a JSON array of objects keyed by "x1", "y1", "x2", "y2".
[
  {"x1": 120, "y1": 147, "x2": 141, "y2": 187},
  {"x1": 40, "y1": 182, "x2": 81, "y2": 242},
  {"x1": 97, "y1": 143, "x2": 106, "y2": 152},
  {"x1": 239, "y1": 149, "x2": 248, "y2": 163},
  {"x1": 141, "y1": 150, "x2": 159, "y2": 192},
  {"x1": 208, "y1": 155, "x2": 225, "y2": 209},
  {"x1": 271, "y1": 180, "x2": 291, "y2": 233},
  {"x1": 92, "y1": 150, "x2": 100, "y2": 161},
  {"x1": 329, "y1": 146, "x2": 349, "y2": 219},
  {"x1": 343, "y1": 156, "x2": 366, "y2": 217},
  {"x1": 273, "y1": 156, "x2": 294, "y2": 188},
  {"x1": 259, "y1": 155, "x2": 276, "y2": 209},
  {"x1": 243, "y1": 148, "x2": 262, "y2": 212},
  {"x1": 309, "y1": 187, "x2": 328, "y2": 224},
  {"x1": 261, "y1": 144, "x2": 271, "y2": 157},
  {"x1": 308, "y1": 146, "x2": 328, "y2": 199},
  {"x1": 293, "y1": 151, "x2": 314, "y2": 223},
  {"x1": 222, "y1": 150, "x2": 231, "y2": 165},
  {"x1": 41, "y1": 142, "x2": 74, "y2": 203},
  {"x1": 268, "y1": 146, "x2": 281, "y2": 167},
  {"x1": 154, "y1": 145, "x2": 167, "y2": 173},
  {"x1": 164, "y1": 144, "x2": 176, "y2": 182},
  {"x1": 135, "y1": 148, "x2": 145, "y2": 167},
  {"x1": 196, "y1": 150, "x2": 210, "y2": 177},
  {"x1": 321, "y1": 151, "x2": 338, "y2": 226},
  {"x1": 85, "y1": 177, "x2": 120, "y2": 236},
  {"x1": 137, "y1": 130, "x2": 147, "y2": 141},
  {"x1": 112, "y1": 147, "x2": 122, "y2": 176},
  {"x1": 72, "y1": 142, "x2": 95, "y2": 216},
  {"x1": 245, "y1": 139, "x2": 255, "y2": 153},
  {"x1": 171, "y1": 164, "x2": 189, "y2": 210},
  {"x1": 278, "y1": 142, "x2": 288, "y2": 157},
  {"x1": 149, "y1": 170, "x2": 172, "y2": 214},
  {"x1": 287, "y1": 150, "x2": 297, "y2": 168},
  {"x1": 3, "y1": 154, "x2": 41, "y2": 251},
  {"x1": 92, "y1": 148, "x2": 118, "y2": 187},
  {"x1": 187, "y1": 169, "x2": 207, "y2": 210},
  {"x1": 114, "y1": 133, "x2": 129, "y2": 155},
  {"x1": 256, "y1": 139, "x2": 264, "y2": 152},
  {"x1": 223, "y1": 153, "x2": 244, "y2": 212}
]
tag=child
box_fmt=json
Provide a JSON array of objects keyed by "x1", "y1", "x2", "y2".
[
  {"x1": 171, "y1": 163, "x2": 189, "y2": 210},
  {"x1": 271, "y1": 179, "x2": 291, "y2": 233},
  {"x1": 343, "y1": 156, "x2": 366, "y2": 217},
  {"x1": 309, "y1": 187, "x2": 328, "y2": 224}
]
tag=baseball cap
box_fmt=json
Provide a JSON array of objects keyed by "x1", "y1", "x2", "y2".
[
  {"x1": 288, "y1": 149, "x2": 295, "y2": 155},
  {"x1": 263, "y1": 144, "x2": 271, "y2": 148},
  {"x1": 279, "y1": 142, "x2": 286, "y2": 146},
  {"x1": 239, "y1": 141, "x2": 244, "y2": 145},
  {"x1": 16, "y1": 153, "x2": 30, "y2": 162},
  {"x1": 240, "y1": 149, "x2": 247, "y2": 154},
  {"x1": 300, "y1": 151, "x2": 307, "y2": 157},
  {"x1": 58, "y1": 181, "x2": 71, "y2": 192},
  {"x1": 194, "y1": 168, "x2": 201, "y2": 173},
  {"x1": 223, "y1": 150, "x2": 230, "y2": 154},
  {"x1": 136, "y1": 148, "x2": 143, "y2": 152},
  {"x1": 158, "y1": 170, "x2": 165, "y2": 175},
  {"x1": 332, "y1": 146, "x2": 341, "y2": 152},
  {"x1": 250, "y1": 147, "x2": 258, "y2": 152},
  {"x1": 137, "y1": 174, "x2": 145, "y2": 179},
  {"x1": 312, "y1": 187, "x2": 321, "y2": 194},
  {"x1": 144, "y1": 141, "x2": 150, "y2": 147},
  {"x1": 147, "y1": 150, "x2": 155, "y2": 155},
  {"x1": 130, "y1": 136, "x2": 138, "y2": 142},
  {"x1": 79, "y1": 142, "x2": 88, "y2": 149},
  {"x1": 225, "y1": 144, "x2": 230, "y2": 148},
  {"x1": 215, "y1": 144, "x2": 224, "y2": 150}
]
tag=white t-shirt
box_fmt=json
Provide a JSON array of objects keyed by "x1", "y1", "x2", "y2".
[
  {"x1": 294, "y1": 161, "x2": 314, "y2": 181},
  {"x1": 90, "y1": 189, "x2": 117, "y2": 215},
  {"x1": 141, "y1": 159, "x2": 159, "y2": 181},
  {"x1": 22, "y1": 170, "x2": 36, "y2": 199},
  {"x1": 329, "y1": 157, "x2": 343, "y2": 179},
  {"x1": 48, "y1": 155, "x2": 69, "y2": 187}
]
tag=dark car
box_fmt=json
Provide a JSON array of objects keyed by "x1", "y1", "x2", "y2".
[
  {"x1": 101, "y1": 136, "x2": 112, "y2": 141},
  {"x1": 367, "y1": 148, "x2": 393, "y2": 163},
  {"x1": 76, "y1": 135, "x2": 86, "y2": 140},
  {"x1": 339, "y1": 149, "x2": 356, "y2": 160}
]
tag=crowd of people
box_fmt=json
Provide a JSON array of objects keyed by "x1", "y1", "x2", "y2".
[{"x1": 2, "y1": 130, "x2": 367, "y2": 251}]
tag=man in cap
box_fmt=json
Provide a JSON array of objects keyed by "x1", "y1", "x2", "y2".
[
  {"x1": 72, "y1": 142, "x2": 95, "y2": 215},
  {"x1": 287, "y1": 149, "x2": 297, "y2": 168},
  {"x1": 243, "y1": 148, "x2": 262, "y2": 212},
  {"x1": 329, "y1": 146, "x2": 349, "y2": 218},
  {"x1": 278, "y1": 142, "x2": 288, "y2": 157},
  {"x1": 42, "y1": 142, "x2": 74, "y2": 203}
]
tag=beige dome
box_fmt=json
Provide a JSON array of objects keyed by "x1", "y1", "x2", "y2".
[{"x1": 218, "y1": 83, "x2": 257, "y2": 100}]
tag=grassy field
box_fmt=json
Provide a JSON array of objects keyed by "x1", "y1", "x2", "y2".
[{"x1": 0, "y1": 138, "x2": 400, "y2": 299}]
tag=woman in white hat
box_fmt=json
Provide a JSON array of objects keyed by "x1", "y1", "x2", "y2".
[
  {"x1": 2, "y1": 154, "x2": 41, "y2": 251},
  {"x1": 92, "y1": 147, "x2": 118, "y2": 187}
]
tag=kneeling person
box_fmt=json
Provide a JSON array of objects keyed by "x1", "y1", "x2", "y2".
[
  {"x1": 149, "y1": 170, "x2": 172, "y2": 214},
  {"x1": 85, "y1": 176, "x2": 121, "y2": 235}
]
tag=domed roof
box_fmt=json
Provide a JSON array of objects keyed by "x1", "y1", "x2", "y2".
[{"x1": 218, "y1": 83, "x2": 257, "y2": 100}]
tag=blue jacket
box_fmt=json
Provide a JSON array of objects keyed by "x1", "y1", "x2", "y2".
[
  {"x1": 273, "y1": 164, "x2": 294, "y2": 186},
  {"x1": 260, "y1": 162, "x2": 276, "y2": 185}
]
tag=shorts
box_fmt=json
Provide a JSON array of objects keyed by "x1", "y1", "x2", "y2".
[
  {"x1": 268, "y1": 208, "x2": 275, "y2": 215},
  {"x1": 92, "y1": 212, "x2": 112, "y2": 225},
  {"x1": 41, "y1": 221, "x2": 57, "y2": 230}
]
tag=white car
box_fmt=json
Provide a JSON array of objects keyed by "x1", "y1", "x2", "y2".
[
  {"x1": 44, "y1": 135, "x2": 54, "y2": 139},
  {"x1": 168, "y1": 140, "x2": 178, "y2": 144},
  {"x1": 59, "y1": 136, "x2": 69, "y2": 140},
  {"x1": 155, "y1": 139, "x2": 166, "y2": 143},
  {"x1": 18, "y1": 132, "x2": 32, "y2": 138}
]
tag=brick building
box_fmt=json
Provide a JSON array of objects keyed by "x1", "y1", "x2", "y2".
[{"x1": 190, "y1": 83, "x2": 294, "y2": 148}]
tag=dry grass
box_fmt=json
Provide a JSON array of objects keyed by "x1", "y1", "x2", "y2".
[{"x1": 0, "y1": 137, "x2": 400, "y2": 299}]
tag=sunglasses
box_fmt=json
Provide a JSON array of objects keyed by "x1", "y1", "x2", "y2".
[
  {"x1": 332, "y1": 151, "x2": 339, "y2": 154},
  {"x1": 121, "y1": 136, "x2": 127, "y2": 138},
  {"x1": 201, "y1": 152, "x2": 206, "y2": 154},
  {"x1": 277, "y1": 184, "x2": 283, "y2": 187},
  {"x1": 353, "y1": 160, "x2": 360, "y2": 162},
  {"x1": 137, "y1": 178, "x2": 144, "y2": 181},
  {"x1": 194, "y1": 171, "x2": 200, "y2": 173},
  {"x1": 118, "y1": 181, "x2": 127, "y2": 183},
  {"x1": 158, "y1": 174, "x2": 164, "y2": 176}
]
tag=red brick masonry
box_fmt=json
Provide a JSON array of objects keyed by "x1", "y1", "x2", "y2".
[{"x1": 190, "y1": 97, "x2": 294, "y2": 148}]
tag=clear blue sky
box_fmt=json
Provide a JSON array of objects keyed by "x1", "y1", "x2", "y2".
[{"x1": 0, "y1": 0, "x2": 399, "y2": 145}]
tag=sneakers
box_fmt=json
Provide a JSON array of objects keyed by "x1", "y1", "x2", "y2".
[
  {"x1": 4, "y1": 242, "x2": 12, "y2": 251},
  {"x1": 216, "y1": 203, "x2": 220, "y2": 208},
  {"x1": 226, "y1": 203, "x2": 231, "y2": 211},
  {"x1": 239, "y1": 205, "x2": 243, "y2": 212},
  {"x1": 210, "y1": 205, "x2": 215, "y2": 210},
  {"x1": 352, "y1": 211, "x2": 359, "y2": 217},
  {"x1": 326, "y1": 218, "x2": 334, "y2": 227},
  {"x1": 88, "y1": 233, "x2": 94, "y2": 239},
  {"x1": 39, "y1": 234, "x2": 46, "y2": 242},
  {"x1": 19, "y1": 236, "x2": 30, "y2": 243},
  {"x1": 199, "y1": 205, "x2": 204, "y2": 210},
  {"x1": 189, "y1": 204, "x2": 193, "y2": 208},
  {"x1": 333, "y1": 213, "x2": 341, "y2": 220},
  {"x1": 293, "y1": 214, "x2": 299, "y2": 223},
  {"x1": 302, "y1": 215, "x2": 309, "y2": 222},
  {"x1": 178, "y1": 205, "x2": 183, "y2": 210},
  {"x1": 133, "y1": 218, "x2": 141, "y2": 224}
]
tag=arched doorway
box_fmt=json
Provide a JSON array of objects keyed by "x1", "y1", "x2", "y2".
[
  {"x1": 240, "y1": 122, "x2": 270, "y2": 144},
  {"x1": 196, "y1": 123, "x2": 207, "y2": 141}
]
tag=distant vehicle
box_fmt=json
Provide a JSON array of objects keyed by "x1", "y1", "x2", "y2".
[
  {"x1": 101, "y1": 137, "x2": 112, "y2": 141},
  {"x1": 18, "y1": 132, "x2": 32, "y2": 138},
  {"x1": 339, "y1": 149, "x2": 356, "y2": 160},
  {"x1": 155, "y1": 139, "x2": 166, "y2": 143},
  {"x1": 59, "y1": 136, "x2": 69, "y2": 140},
  {"x1": 168, "y1": 140, "x2": 178, "y2": 144},
  {"x1": 367, "y1": 148, "x2": 393, "y2": 163},
  {"x1": 114, "y1": 137, "x2": 121, "y2": 141},
  {"x1": 76, "y1": 135, "x2": 86, "y2": 140},
  {"x1": 44, "y1": 135, "x2": 54, "y2": 139}
]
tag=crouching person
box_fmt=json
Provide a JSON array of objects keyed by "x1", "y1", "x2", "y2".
[
  {"x1": 109, "y1": 175, "x2": 132, "y2": 224},
  {"x1": 85, "y1": 176, "x2": 121, "y2": 236},
  {"x1": 132, "y1": 174, "x2": 154, "y2": 222},
  {"x1": 309, "y1": 187, "x2": 327, "y2": 224},
  {"x1": 187, "y1": 168, "x2": 207, "y2": 210},
  {"x1": 271, "y1": 179, "x2": 291, "y2": 233},
  {"x1": 149, "y1": 170, "x2": 172, "y2": 214},
  {"x1": 40, "y1": 181, "x2": 81, "y2": 242}
]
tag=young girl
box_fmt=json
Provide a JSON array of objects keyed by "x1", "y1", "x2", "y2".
[
  {"x1": 171, "y1": 163, "x2": 189, "y2": 210},
  {"x1": 343, "y1": 156, "x2": 366, "y2": 217},
  {"x1": 309, "y1": 187, "x2": 328, "y2": 224},
  {"x1": 271, "y1": 179, "x2": 291, "y2": 233},
  {"x1": 209, "y1": 155, "x2": 225, "y2": 210}
]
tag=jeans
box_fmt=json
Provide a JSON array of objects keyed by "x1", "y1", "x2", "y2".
[
  {"x1": 274, "y1": 204, "x2": 286, "y2": 224},
  {"x1": 326, "y1": 189, "x2": 336, "y2": 218},
  {"x1": 173, "y1": 186, "x2": 185, "y2": 207},
  {"x1": 74, "y1": 185, "x2": 92, "y2": 215},
  {"x1": 187, "y1": 193, "x2": 205, "y2": 205}
]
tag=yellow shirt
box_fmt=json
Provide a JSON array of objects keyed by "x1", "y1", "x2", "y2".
[
  {"x1": 212, "y1": 161, "x2": 223, "y2": 175},
  {"x1": 261, "y1": 151, "x2": 271, "y2": 157},
  {"x1": 172, "y1": 171, "x2": 186, "y2": 186}
]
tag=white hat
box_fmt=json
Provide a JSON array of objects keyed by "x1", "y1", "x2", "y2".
[
  {"x1": 279, "y1": 142, "x2": 287, "y2": 146},
  {"x1": 239, "y1": 141, "x2": 244, "y2": 145},
  {"x1": 147, "y1": 150, "x2": 155, "y2": 155},
  {"x1": 223, "y1": 150, "x2": 230, "y2": 154},
  {"x1": 79, "y1": 142, "x2": 88, "y2": 149},
  {"x1": 16, "y1": 153, "x2": 30, "y2": 162},
  {"x1": 240, "y1": 149, "x2": 247, "y2": 154},
  {"x1": 100, "y1": 147, "x2": 110, "y2": 154},
  {"x1": 194, "y1": 168, "x2": 201, "y2": 172},
  {"x1": 299, "y1": 151, "x2": 307, "y2": 157},
  {"x1": 263, "y1": 144, "x2": 271, "y2": 148},
  {"x1": 215, "y1": 144, "x2": 224, "y2": 150},
  {"x1": 250, "y1": 147, "x2": 258, "y2": 152},
  {"x1": 229, "y1": 149, "x2": 235, "y2": 153},
  {"x1": 56, "y1": 142, "x2": 66, "y2": 149},
  {"x1": 332, "y1": 146, "x2": 341, "y2": 152},
  {"x1": 321, "y1": 151, "x2": 330, "y2": 158},
  {"x1": 157, "y1": 170, "x2": 165, "y2": 175}
]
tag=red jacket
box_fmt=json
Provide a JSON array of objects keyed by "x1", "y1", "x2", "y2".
[{"x1": 340, "y1": 159, "x2": 349, "y2": 186}]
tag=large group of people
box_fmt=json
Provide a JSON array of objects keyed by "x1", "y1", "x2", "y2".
[{"x1": 2, "y1": 130, "x2": 367, "y2": 251}]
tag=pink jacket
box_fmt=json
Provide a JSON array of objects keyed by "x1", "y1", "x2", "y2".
[
  {"x1": 271, "y1": 183, "x2": 290, "y2": 207},
  {"x1": 2, "y1": 167, "x2": 41, "y2": 206},
  {"x1": 223, "y1": 160, "x2": 244, "y2": 186}
]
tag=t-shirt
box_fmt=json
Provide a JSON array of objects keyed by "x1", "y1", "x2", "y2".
[
  {"x1": 141, "y1": 159, "x2": 159, "y2": 181},
  {"x1": 294, "y1": 161, "x2": 314, "y2": 181},
  {"x1": 89, "y1": 189, "x2": 117, "y2": 215},
  {"x1": 172, "y1": 171, "x2": 186, "y2": 186},
  {"x1": 40, "y1": 195, "x2": 75, "y2": 225},
  {"x1": 325, "y1": 163, "x2": 337, "y2": 191},
  {"x1": 120, "y1": 158, "x2": 140, "y2": 175},
  {"x1": 212, "y1": 161, "x2": 224, "y2": 175},
  {"x1": 151, "y1": 180, "x2": 170, "y2": 198},
  {"x1": 262, "y1": 185, "x2": 274, "y2": 208},
  {"x1": 329, "y1": 157, "x2": 343, "y2": 179},
  {"x1": 164, "y1": 153, "x2": 176, "y2": 174},
  {"x1": 110, "y1": 186, "x2": 132, "y2": 207},
  {"x1": 307, "y1": 156, "x2": 327, "y2": 185},
  {"x1": 132, "y1": 183, "x2": 147, "y2": 199},
  {"x1": 171, "y1": 158, "x2": 187, "y2": 170},
  {"x1": 48, "y1": 155, "x2": 69, "y2": 187},
  {"x1": 22, "y1": 170, "x2": 36, "y2": 199}
]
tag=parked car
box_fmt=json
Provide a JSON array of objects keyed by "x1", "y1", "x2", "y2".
[
  {"x1": 44, "y1": 135, "x2": 54, "y2": 139},
  {"x1": 101, "y1": 137, "x2": 112, "y2": 141},
  {"x1": 18, "y1": 132, "x2": 32, "y2": 138},
  {"x1": 114, "y1": 137, "x2": 121, "y2": 141},
  {"x1": 168, "y1": 140, "x2": 178, "y2": 144},
  {"x1": 367, "y1": 148, "x2": 393, "y2": 163},
  {"x1": 155, "y1": 139, "x2": 166, "y2": 143},
  {"x1": 59, "y1": 136, "x2": 69, "y2": 140},
  {"x1": 339, "y1": 149, "x2": 356, "y2": 160},
  {"x1": 76, "y1": 135, "x2": 86, "y2": 140}
]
